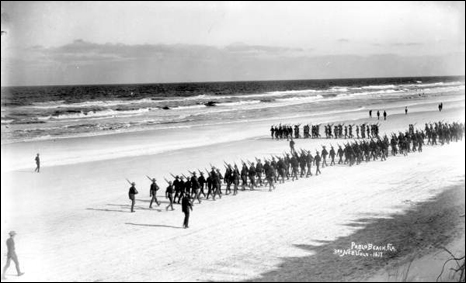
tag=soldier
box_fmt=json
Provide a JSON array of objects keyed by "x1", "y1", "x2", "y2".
[
  {"x1": 1, "y1": 231, "x2": 24, "y2": 280},
  {"x1": 329, "y1": 146, "x2": 336, "y2": 166},
  {"x1": 405, "y1": 106, "x2": 408, "y2": 115},
  {"x1": 173, "y1": 176, "x2": 182, "y2": 203},
  {"x1": 149, "y1": 178, "x2": 160, "y2": 208},
  {"x1": 128, "y1": 182, "x2": 138, "y2": 213},
  {"x1": 248, "y1": 162, "x2": 257, "y2": 190},
  {"x1": 214, "y1": 168, "x2": 223, "y2": 199},
  {"x1": 299, "y1": 151, "x2": 307, "y2": 177},
  {"x1": 290, "y1": 154, "x2": 299, "y2": 181},
  {"x1": 270, "y1": 126, "x2": 275, "y2": 139},
  {"x1": 256, "y1": 159, "x2": 264, "y2": 187},
  {"x1": 314, "y1": 151, "x2": 322, "y2": 175},
  {"x1": 337, "y1": 145, "x2": 344, "y2": 164},
  {"x1": 198, "y1": 172, "x2": 206, "y2": 198},
  {"x1": 383, "y1": 110, "x2": 387, "y2": 120},
  {"x1": 191, "y1": 172, "x2": 201, "y2": 204},
  {"x1": 277, "y1": 157, "x2": 287, "y2": 183},
  {"x1": 369, "y1": 110, "x2": 372, "y2": 118},
  {"x1": 181, "y1": 194, "x2": 193, "y2": 229},
  {"x1": 377, "y1": 110, "x2": 380, "y2": 120},
  {"x1": 206, "y1": 172, "x2": 214, "y2": 200},
  {"x1": 306, "y1": 151, "x2": 313, "y2": 177},
  {"x1": 232, "y1": 164, "x2": 240, "y2": 195},
  {"x1": 224, "y1": 165, "x2": 232, "y2": 194},
  {"x1": 321, "y1": 146, "x2": 328, "y2": 168},
  {"x1": 241, "y1": 163, "x2": 248, "y2": 190},
  {"x1": 265, "y1": 161, "x2": 276, "y2": 191},
  {"x1": 165, "y1": 181, "x2": 175, "y2": 211}
]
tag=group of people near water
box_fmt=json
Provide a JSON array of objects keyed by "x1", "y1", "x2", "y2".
[
  {"x1": 125, "y1": 120, "x2": 464, "y2": 229},
  {"x1": 270, "y1": 123, "x2": 381, "y2": 140}
]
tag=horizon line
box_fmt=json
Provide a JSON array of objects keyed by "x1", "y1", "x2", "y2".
[{"x1": 2, "y1": 74, "x2": 465, "y2": 88}]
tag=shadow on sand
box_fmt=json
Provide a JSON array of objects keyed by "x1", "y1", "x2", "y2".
[
  {"x1": 125, "y1": 223, "x2": 183, "y2": 229},
  {"x1": 244, "y1": 183, "x2": 465, "y2": 282}
]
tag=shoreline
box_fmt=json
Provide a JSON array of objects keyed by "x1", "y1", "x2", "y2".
[{"x1": 1, "y1": 91, "x2": 464, "y2": 281}]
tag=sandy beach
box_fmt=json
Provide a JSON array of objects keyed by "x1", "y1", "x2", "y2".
[{"x1": 1, "y1": 96, "x2": 464, "y2": 282}]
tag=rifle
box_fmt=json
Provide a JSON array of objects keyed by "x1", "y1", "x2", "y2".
[
  {"x1": 125, "y1": 178, "x2": 133, "y2": 185},
  {"x1": 146, "y1": 175, "x2": 153, "y2": 181},
  {"x1": 164, "y1": 177, "x2": 170, "y2": 184},
  {"x1": 170, "y1": 173, "x2": 176, "y2": 179},
  {"x1": 182, "y1": 173, "x2": 188, "y2": 179}
]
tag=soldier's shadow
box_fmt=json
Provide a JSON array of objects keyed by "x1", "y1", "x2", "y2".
[{"x1": 125, "y1": 223, "x2": 183, "y2": 229}]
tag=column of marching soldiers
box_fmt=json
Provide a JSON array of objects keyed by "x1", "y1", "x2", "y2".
[
  {"x1": 131, "y1": 121, "x2": 464, "y2": 211},
  {"x1": 270, "y1": 123, "x2": 381, "y2": 140}
]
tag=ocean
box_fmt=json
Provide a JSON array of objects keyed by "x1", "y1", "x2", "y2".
[{"x1": 1, "y1": 76, "x2": 464, "y2": 144}]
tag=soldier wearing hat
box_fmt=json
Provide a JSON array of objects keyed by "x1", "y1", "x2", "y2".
[
  {"x1": 2, "y1": 231, "x2": 24, "y2": 279},
  {"x1": 149, "y1": 178, "x2": 160, "y2": 208},
  {"x1": 128, "y1": 182, "x2": 138, "y2": 213},
  {"x1": 329, "y1": 146, "x2": 336, "y2": 166},
  {"x1": 321, "y1": 146, "x2": 328, "y2": 168},
  {"x1": 165, "y1": 181, "x2": 175, "y2": 211},
  {"x1": 314, "y1": 151, "x2": 322, "y2": 175}
]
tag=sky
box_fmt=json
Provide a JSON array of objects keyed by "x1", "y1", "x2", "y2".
[{"x1": 1, "y1": 1, "x2": 465, "y2": 86}]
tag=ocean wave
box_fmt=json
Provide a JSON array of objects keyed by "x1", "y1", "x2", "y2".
[
  {"x1": 38, "y1": 108, "x2": 152, "y2": 120},
  {"x1": 266, "y1": 89, "x2": 320, "y2": 95},
  {"x1": 360, "y1": 84, "x2": 397, "y2": 89}
]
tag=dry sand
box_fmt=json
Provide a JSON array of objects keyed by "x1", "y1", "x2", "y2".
[{"x1": 1, "y1": 103, "x2": 464, "y2": 281}]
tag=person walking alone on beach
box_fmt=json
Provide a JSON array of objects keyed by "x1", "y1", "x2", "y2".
[
  {"x1": 383, "y1": 110, "x2": 387, "y2": 120},
  {"x1": 34, "y1": 153, "x2": 40, "y2": 173},
  {"x1": 405, "y1": 106, "x2": 408, "y2": 115},
  {"x1": 165, "y1": 181, "x2": 175, "y2": 211},
  {"x1": 369, "y1": 110, "x2": 372, "y2": 118},
  {"x1": 128, "y1": 182, "x2": 138, "y2": 213},
  {"x1": 149, "y1": 178, "x2": 160, "y2": 208},
  {"x1": 1, "y1": 231, "x2": 24, "y2": 280},
  {"x1": 377, "y1": 110, "x2": 380, "y2": 120},
  {"x1": 181, "y1": 194, "x2": 193, "y2": 228}
]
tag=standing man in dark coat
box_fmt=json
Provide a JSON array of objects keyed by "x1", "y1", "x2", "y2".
[
  {"x1": 383, "y1": 110, "x2": 387, "y2": 120},
  {"x1": 34, "y1": 153, "x2": 40, "y2": 173},
  {"x1": 181, "y1": 194, "x2": 193, "y2": 229},
  {"x1": 128, "y1": 182, "x2": 138, "y2": 213},
  {"x1": 149, "y1": 178, "x2": 160, "y2": 208},
  {"x1": 377, "y1": 110, "x2": 380, "y2": 120},
  {"x1": 1, "y1": 231, "x2": 24, "y2": 280},
  {"x1": 321, "y1": 146, "x2": 328, "y2": 168}
]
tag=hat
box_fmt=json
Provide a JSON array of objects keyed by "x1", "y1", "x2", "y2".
[
  {"x1": 131, "y1": 182, "x2": 136, "y2": 186},
  {"x1": 9, "y1": 231, "x2": 16, "y2": 236},
  {"x1": 152, "y1": 178, "x2": 156, "y2": 182},
  {"x1": 175, "y1": 176, "x2": 179, "y2": 179}
]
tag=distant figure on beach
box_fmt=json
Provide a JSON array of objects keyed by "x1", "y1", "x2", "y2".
[
  {"x1": 128, "y1": 182, "x2": 138, "y2": 213},
  {"x1": 181, "y1": 194, "x2": 193, "y2": 228},
  {"x1": 377, "y1": 110, "x2": 380, "y2": 120},
  {"x1": 1, "y1": 231, "x2": 24, "y2": 280},
  {"x1": 34, "y1": 153, "x2": 40, "y2": 173},
  {"x1": 438, "y1": 103, "x2": 443, "y2": 112},
  {"x1": 165, "y1": 181, "x2": 174, "y2": 211},
  {"x1": 149, "y1": 178, "x2": 160, "y2": 208},
  {"x1": 405, "y1": 106, "x2": 408, "y2": 115},
  {"x1": 383, "y1": 111, "x2": 387, "y2": 120},
  {"x1": 369, "y1": 110, "x2": 372, "y2": 118},
  {"x1": 289, "y1": 138, "x2": 295, "y2": 154}
]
